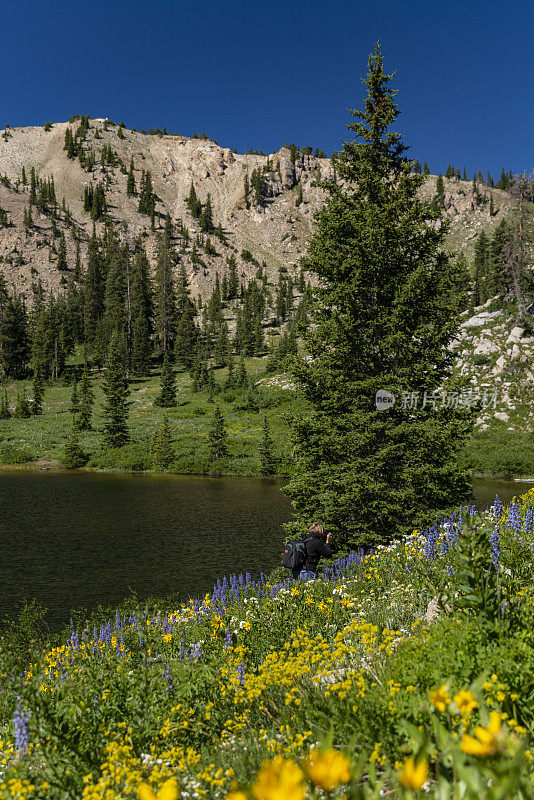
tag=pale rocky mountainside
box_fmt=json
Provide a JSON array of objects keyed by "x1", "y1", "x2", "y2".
[
  {"x1": 0, "y1": 119, "x2": 516, "y2": 300},
  {"x1": 0, "y1": 119, "x2": 531, "y2": 429},
  {"x1": 0, "y1": 120, "x2": 331, "y2": 298},
  {"x1": 451, "y1": 299, "x2": 534, "y2": 432}
]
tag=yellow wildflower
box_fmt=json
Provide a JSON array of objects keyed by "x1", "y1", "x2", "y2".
[
  {"x1": 454, "y1": 689, "x2": 478, "y2": 716},
  {"x1": 252, "y1": 756, "x2": 305, "y2": 800},
  {"x1": 137, "y1": 778, "x2": 179, "y2": 800},
  {"x1": 428, "y1": 684, "x2": 450, "y2": 712},
  {"x1": 398, "y1": 757, "x2": 428, "y2": 790},
  {"x1": 225, "y1": 793, "x2": 249, "y2": 800},
  {"x1": 304, "y1": 748, "x2": 351, "y2": 789},
  {"x1": 461, "y1": 711, "x2": 504, "y2": 756}
]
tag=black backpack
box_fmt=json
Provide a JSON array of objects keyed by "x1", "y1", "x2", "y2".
[{"x1": 283, "y1": 536, "x2": 313, "y2": 570}]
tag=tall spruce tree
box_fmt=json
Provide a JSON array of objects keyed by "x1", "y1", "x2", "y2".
[
  {"x1": 102, "y1": 332, "x2": 130, "y2": 447},
  {"x1": 155, "y1": 234, "x2": 177, "y2": 353},
  {"x1": 151, "y1": 414, "x2": 175, "y2": 469},
  {"x1": 78, "y1": 361, "x2": 94, "y2": 430},
  {"x1": 155, "y1": 349, "x2": 177, "y2": 407},
  {"x1": 284, "y1": 45, "x2": 473, "y2": 549},
  {"x1": 63, "y1": 416, "x2": 87, "y2": 468},
  {"x1": 32, "y1": 364, "x2": 44, "y2": 415},
  {"x1": 208, "y1": 406, "x2": 229, "y2": 463}
]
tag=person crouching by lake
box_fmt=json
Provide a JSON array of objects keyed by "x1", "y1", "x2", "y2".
[{"x1": 293, "y1": 522, "x2": 333, "y2": 580}]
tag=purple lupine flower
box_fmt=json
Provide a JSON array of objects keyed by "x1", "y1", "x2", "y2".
[
  {"x1": 13, "y1": 697, "x2": 30, "y2": 758},
  {"x1": 163, "y1": 664, "x2": 174, "y2": 694},
  {"x1": 493, "y1": 496, "x2": 503, "y2": 522},
  {"x1": 490, "y1": 529, "x2": 500, "y2": 568},
  {"x1": 524, "y1": 508, "x2": 533, "y2": 538},
  {"x1": 223, "y1": 627, "x2": 232, "y2": 651},
  {"x1": 237, "y1": 663, "x2": 246, "y2": 684},
  {"x1": 424, "y1": 524, "x2": 439, "y2": 561},
  {"x1": 507, "y1": 501, "x2": 521, "y2": 535}
]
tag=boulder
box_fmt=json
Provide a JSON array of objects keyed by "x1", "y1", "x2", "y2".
[
  {"x1": 510, "y1": 344, "x2": 521, "y2": 360},
  {"x1": 473, "y1": 339, "x2": 496, "y2": 355},
  {"x1": 279, "y1": 155, "x2": 296, "y2": 189},
  {"x1": 506, "y1": 326, "x2": 524, "y2": 344}
]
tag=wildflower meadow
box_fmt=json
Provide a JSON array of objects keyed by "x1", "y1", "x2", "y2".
[{"x1": 1, "y1": 490, "x2": 534, "y2": 799}]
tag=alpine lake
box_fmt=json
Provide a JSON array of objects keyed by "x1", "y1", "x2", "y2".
[{"x1": 0, "y1": 471, "x2": 531, "y2": 629}]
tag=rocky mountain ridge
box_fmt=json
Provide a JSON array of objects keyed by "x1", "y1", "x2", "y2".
[{"x1": 0, "y1": 118, "x2": 517, "y2": 301}]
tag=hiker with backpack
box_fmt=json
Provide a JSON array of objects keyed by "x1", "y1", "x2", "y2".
[{"x1": 283, "y1": 522, "x2": 333, "y2": 580}]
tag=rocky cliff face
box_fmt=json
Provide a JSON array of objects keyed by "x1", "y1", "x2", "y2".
[
  {"x1": 0, "y1": 119, "x2": 516, "y2": 301},
  {"x1": 451, "y1": 300, "x2": 533, "y2": 432},
  {"x1": 0, "y1": 122, "x2": 332, "y2": 299}
]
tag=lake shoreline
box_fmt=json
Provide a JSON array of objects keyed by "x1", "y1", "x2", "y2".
[{"x1": 1, "y1": 459, "x2": 534, "y2": 483}]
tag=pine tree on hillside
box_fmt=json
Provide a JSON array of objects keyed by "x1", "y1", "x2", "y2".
[
  {"x1": 127, "y1": 158, "x2": 136, "y2": 196},
  {"x1": 186, "y1": 182, "x2": 202, "y2": 218},
  {"x1": 78, "y1": 362, "x2": 94, "y2": 430},
  {"x1": 151, "y1": 414, "x2": 175, "y2": 469},
  {"x1": 155, "y1": 349, "x2": 177, "y2": 407},
  {"x1": 259, "y1": 416, "x2": 276, "y2": 476},
  {"x1": 32, "y1": 364, "x2": 44, "y2": 415},
  {"x1": 227, "y1": 255, "x2": 239, "y2": 300},
  {"x1": 57, "y1": 231, "x2": 68, "y2": 271},
  {"x1": 102, "y1": 332, "x2": 130, "y2": 447},
  {"x1": 13, "y1": 390, "x2": 31, "y2": 419},
  {"x1": 199, "y1": 193, "x2": 213, "y2": 232},
  {"x1": 63, "y1": 417, "x2": 87, "y2": 468},
  {"x1": 131, "y1": 312, "x2": 151, "y2": 375},
  {"x1": 208, "y1": 406, "x2": 229, "y2": 462},
  {"x1": 155, "y1": 234, "x2": 176, "y2": 353},
  {"x1": 236, "y1": 356, "x2": 248, "y2": 388},
  {"x1": 284, "y1": 44, "x2": 474, "y2": 549}
]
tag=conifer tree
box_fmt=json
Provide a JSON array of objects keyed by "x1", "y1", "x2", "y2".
[
  {"x1": 84, "y1": 231, "x2": 105, "y2": 345},
  {"x1": 131, "y1": 312, "x2": 151, "y2": 375},
  {"x1": 151, "y1": 414, "x2": 175, "y2": 469},
  {"x1": 127, "y1": 158, "x2": 136, "y2": 196},
  {"x1": 227, "y1": 255, "x2": 239, "y2": 300},
  {"x1": 284, "y1": 45, "x2": 473, "y2": 549},
  {"x1": 236, "y1": 356, "x2": 248, "y2": 388},
  {"x1": 155, "y1": 234, "x2": 177, "y2": 353},
  {"x1": 78, "y1": 362, "x2": 94, "y2": 430},
  {"x1": 186, "y1": 182, "x2": 202, "y2": 218},
  {"x1": 208, "y1": 406, "x2": 228, "y2": 462},
  {"x1": 57, "y1": 231, "x2": 68, "y2": 271},
  {"x1": 32, "y1": 364, "x2": 44, "y2": 415},
  {"x1": 102, "y1": 332, "x2": 130, "y2": 447},
  {"x1": 199, "y1": 193, "x2": 213, "y2": 232},
  {"x1": 423, "y1": 162, "x2": 430, "y2": 175},
  {"x1": 63, "y1": 417, "x2": 87, "y2": 468},
  {"x1": 259, "y1": 416, "x2": 276, "y2": 476},
  {"x1": 155, "y1": 349, "x2": 177, "y2": 407},
  {"x1": 224, "y1": 352, "x2": 236, "y2": 388},
  {"x1": 13, "y1": 390, "x2": 31, "y2": 418}
]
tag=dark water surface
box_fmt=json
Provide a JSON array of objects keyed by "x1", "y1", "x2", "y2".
[
  {"x1": 0, "y1": 472, "x2": 292, "y2": 628},
  {"x1": 0, "y1": 471, "x2": 532, "y2": 628}
]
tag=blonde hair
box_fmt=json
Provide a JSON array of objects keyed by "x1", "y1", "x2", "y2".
[{"x1": 308, "y1": 522, "x2": 325, "y2": 539}]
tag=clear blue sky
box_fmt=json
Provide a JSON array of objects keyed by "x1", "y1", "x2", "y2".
[{"x1": 2, "y1": 0, "x2": 533, "y2": 177}]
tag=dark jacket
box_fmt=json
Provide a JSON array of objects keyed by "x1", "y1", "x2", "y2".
[{"x1": 304, "y1": 535, "x2": 332, "y2": 572}]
